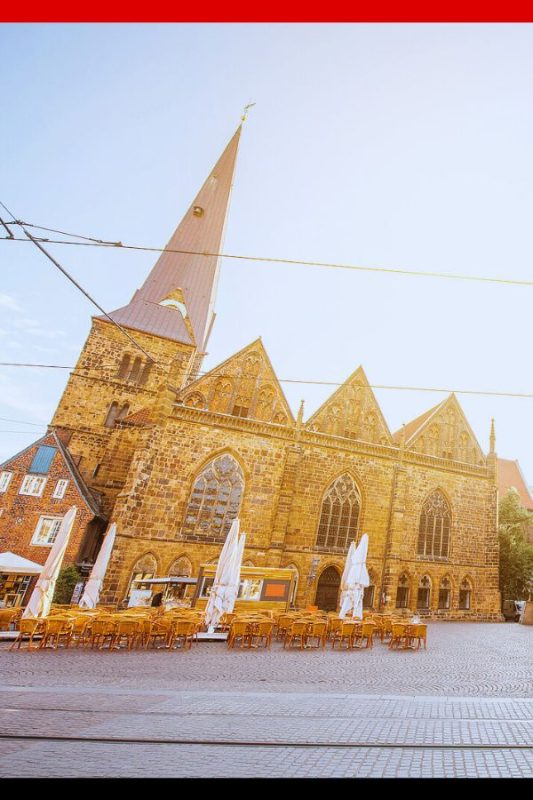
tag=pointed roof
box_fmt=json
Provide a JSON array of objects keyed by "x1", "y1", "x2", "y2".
[
  {"x1": 0, "y1": 431, "x2": 105, "y2": 519},
  {"x1": 177, "y1": 337, "x2": 296, "y2": 424},
  {"x1": 392, "y1": 394, "x2": 485, "y2": 463},
  {"x1": 392, "y1": 399, "x2": 445, "y2": 444},
  {"x1": 305, "y1": 365, "x2": 393, "y2": 443},
  {"x1": 98, "y1": 126, "x2": 242, "y2": 350}
]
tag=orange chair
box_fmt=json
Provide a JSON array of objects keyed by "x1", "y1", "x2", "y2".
[
  {"x1": 39, "y1": 617, "x2": 73, "y2": 650},
  {"x1": 331, "y1": 620, "x2": 357, "y2": 649},
  {"x1": 227, "y1": 620, "x2": 253, "y2": 649},
  {"x1": 10, "y1": 617, "x2": 46, "y2": 650},
  {"x1": 250, "y1": 620, "x2": 274, "y2": 649},
  {"x1": 306, "y1": 620, "x2": 328, "y2": 649},
  {"x1": 284, "y1": 620, "x2": 310, "y2": 650},
  {"x1": 174, "y1": 620, "x2": 199, "y2": 650}
]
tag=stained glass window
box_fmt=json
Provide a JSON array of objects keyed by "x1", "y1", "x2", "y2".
[
  {"x1": 315, "y1": 474, "x2": 361, "y2": 551},
  {"x1": 182, "y1": 455, "x2": 244, "y2": 539}
]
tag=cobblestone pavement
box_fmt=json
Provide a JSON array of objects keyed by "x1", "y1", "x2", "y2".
[{"x1": 0, "y1": 623, "x2": 532, "y2": 777}]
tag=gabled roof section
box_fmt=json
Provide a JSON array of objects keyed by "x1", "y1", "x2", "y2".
[
  {"x1": 0, "y1": 431, "x2": 105, "y2": 518},
  {"x1": 177, "y1": 338, "x2": 295, "y2": 425},
  {"x1": 498, "y1": 458, "x2": 533, "y2": 511},
  {"x1": 392, "y1": 400, "x2": 446, "y2": 444},
  {"x1": 98, "y1": 126, "x2": 242, "y2": 350},
  {"x1": 401, "y1": 394, "x2": 486, "y2": 465},
  {"x1": 306, "y1": 366, "x2": 393, "y2": 445}
]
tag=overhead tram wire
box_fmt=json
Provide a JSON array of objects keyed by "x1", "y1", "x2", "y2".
[
  {"x1": 0, "y1": 204, "x2": 159, "y2": 366},
  {"x1": 4, "y1": 219, "x2": 533, "y2": 289},
  {"x1": 1, "y1": 362, "x2": 533, "y2": 400}
]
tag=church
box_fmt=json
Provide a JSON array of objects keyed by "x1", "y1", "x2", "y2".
[{"x1": 0, "y1": 124, "x2": 502, "y2": 619}]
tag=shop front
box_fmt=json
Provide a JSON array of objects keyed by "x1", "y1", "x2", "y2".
[{"x1": 0, "y1": 552, "x2": 43, "y2": 608}]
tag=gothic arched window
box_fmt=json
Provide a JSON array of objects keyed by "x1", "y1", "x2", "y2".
[
  {"x1": 396, "y1": 573, "x2": 410, "y2": 608},
  {"x1": 126, "y1": 553, "x2": 157, "y2": 599},
  {"x1": 417, "y1": 491, "x2": 451, "y2": 559},
  {"x1": 168, "y1": 556, "x2": 192, "y2": 577},
  {"x1": 438, "y1": 576, "x2": 452, "y2": 609},
  {"x1": 459, "y1": 578, "x2": 472, "y2": 610},
  {"x1": 117, "y1": 354, "x2": 131, "y2": 380},
  {"x1": 182, "y1": 454, "x2": 244, "y2": 539},
  {"x1": 129, "y1": 356, "x2": 142, "y2": 383},
  {"x1": 417, "y1": 575, "x2": 431, "y2": 609},
  {"x1": 315, "y1": 474, "x2": 361, "y2": 551},
  {"x1": 104, "y1": 402, "x2": 119, "y2": 428}
]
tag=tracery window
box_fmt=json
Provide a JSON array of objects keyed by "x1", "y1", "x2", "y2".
[
  {"x1": 126, "y1": 553, "x2": 157, "y2": 599},
  {"x1": 438, "y1": 576, "x2": 452, "y2": 609},
  {"x1": 315, "y1": 474, "x2": 361, "y2": 551},
  {"x1": 182, "y1": 454, "x2": 244, "y2": 539},
  {"x1": 459, "y1": 578, "x2": 472, "y2": 610},
  {"x1": 417, "y1": 575, "x2": 431, "y2": 609},
  {"x1": 168, "y1": 556, "x2": 192, "y2": 577},
  {"x1": 396, "y1": 574, "x2": 410, "y2": 608},
  {"x1": 417, "y1": 491, "x2": 451, "y2": 559}
]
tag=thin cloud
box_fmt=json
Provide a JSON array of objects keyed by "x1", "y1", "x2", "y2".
[{"x1": 0, "y1": 293, "x2": 22, "y2": 313}]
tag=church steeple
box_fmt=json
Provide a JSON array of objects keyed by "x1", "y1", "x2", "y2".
[{"x1": 98, "y1": 125, "x2": 242, "y2": 353}]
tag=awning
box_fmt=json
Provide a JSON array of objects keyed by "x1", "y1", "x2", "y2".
[{"x1": 0, "y1": 552, "x2": 44, "y2": 575}]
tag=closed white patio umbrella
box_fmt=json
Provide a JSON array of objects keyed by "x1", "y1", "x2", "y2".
[
  {"x1": 23, "y1": 506, "x2": 78, "y2": 619},
  {"x1": 339, "y1": 533, "x2": 370, "y2": 620},
  {"x1": 205, "y1": 519, "x2": 246, "y2": 633},
  {"x1": 79, "y1": 522, "x2": 117, "y2": 609}
]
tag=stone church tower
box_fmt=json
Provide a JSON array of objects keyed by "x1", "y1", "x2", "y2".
[{"x1": 50, "y1": 126, "x2": 242, "y2": 489}]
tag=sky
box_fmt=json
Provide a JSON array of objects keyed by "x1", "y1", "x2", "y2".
[{"x1": 1, "y1": 23, "x2": 533, "y2": 484}]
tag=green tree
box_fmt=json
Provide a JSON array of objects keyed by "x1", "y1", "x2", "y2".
[
  {"x1": 52, "y1": 565, "x2": 82, "y2": 605},
  {"x1": 499, "y1": 490, "x2": 533, "y2": 601}
]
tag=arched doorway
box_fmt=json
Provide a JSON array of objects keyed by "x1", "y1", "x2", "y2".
[{"x1": 315, "y1": 566, "x2": 341, "y2": 611}]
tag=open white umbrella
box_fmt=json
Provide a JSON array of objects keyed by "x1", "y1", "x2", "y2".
[
  {"x1": 23, "y1": 506, "x2": 78, "y2": 619},
  {"x1": 205, "y1": 519, "x2": 245, "y2": 633},
  {"x1": 79, "y1": 522, "x2": 117, "y2": 609},
  {"x1": 339, "y1": 533, "x2": 370, "y2": 619}
]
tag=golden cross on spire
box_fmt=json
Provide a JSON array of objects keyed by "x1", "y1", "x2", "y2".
[{"x1": 241, "y1": 101, "x2": 256, "y2": 123}]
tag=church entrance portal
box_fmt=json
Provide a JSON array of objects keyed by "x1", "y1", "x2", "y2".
[{"x1": 314, "y1": 566, "x2": 341, "y2": 611}]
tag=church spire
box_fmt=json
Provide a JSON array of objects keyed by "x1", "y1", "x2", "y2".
[{"x1": 99, "y1": 125, "x2": 242, "y2": 352}]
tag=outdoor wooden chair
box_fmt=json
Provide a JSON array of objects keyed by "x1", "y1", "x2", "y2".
[
  {"x1": 306, "y1": 619, "x2": 328, "y2": 649},
  {"x1": 39, "y1": 617, "x2": 73, "y2": 650},
  {"x1": 0, "y1": 608, "x2": 22, "y2": 631},
  {"x1": 113, "y1": 618, "x2": 142, "y2": 650},
  {"x1": 219, "y1": 612, "x2": 237, "y2": 632},
  {"x1": 283, "y1": 620, "x2": 310, "y2": 650},
  {"x1": 174, "y1": 620, "x2": 198, "y2": 649},
  {"x1": 389, "y1": 623, "x2": 411, "y2": 650},
  {"x1": 275, "y1": 614, "x2": 293, "y2": 641},
  {"x1": 327, "y1": 617, "x2": 343, "y2": 643},
  {"x1": 250, "y1": 620, "x2": 274, "y2": 649},
  {"x1": 227, "y1": 620, "x2": 252, "y2": 649},
  {"x1": 408, "y1": 623, "x2": 427, "y2": 650},
  {"x1": 145, "y1": 618, "x2": 177, "y2": 649},
  {"x1": 89, "y1": 618, "x2": 119, "y2": 650},
  {"x1": 10, "y1": 617, "x2": 46, "y2": 650},
  {"x1": 67, "y1": 615, "x2": 91, "y2": 648},
  {"x1": 331, "y1": 620, "x2": 358, "y2": 649},
  {"x1": 351, "y1": 621, "x2": 374, "y2": 649}
]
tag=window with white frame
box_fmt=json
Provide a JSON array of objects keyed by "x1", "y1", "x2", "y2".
[
  {"x1": 32, "y1": 516, "x2": 64, "y2": 546},
  {"x1": 52, "y1": 479, "x2": 69, "y2": 499},
  {"x1": 0, "y1": 471, "x2": 13, "y2": 493},
  {"x1": 20, "y1": 475, "x2": 47, "y2": 497}
]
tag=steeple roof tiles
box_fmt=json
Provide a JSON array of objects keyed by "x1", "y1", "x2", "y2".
[{"x1": 97, "y1": 126, "x2": 242, "y2": 350}]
